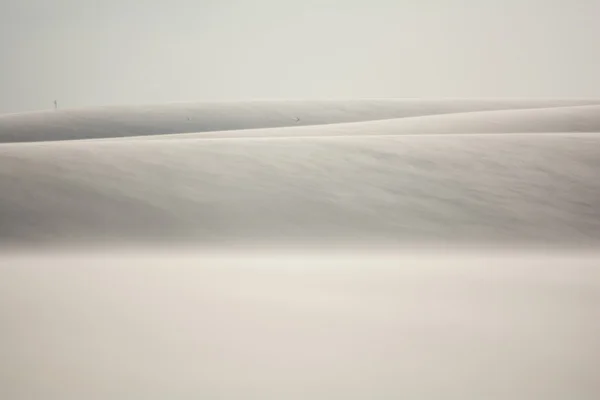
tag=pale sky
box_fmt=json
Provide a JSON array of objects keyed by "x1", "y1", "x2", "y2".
[{"x1": 1, "y1": 0, "x2": 599, "y2": 114}]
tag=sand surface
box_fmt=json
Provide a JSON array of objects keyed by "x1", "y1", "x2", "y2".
[{"x1": 0, "y1": 99, "x2": 599, "y2": 399}]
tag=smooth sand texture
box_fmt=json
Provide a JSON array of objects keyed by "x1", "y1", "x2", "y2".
[
  {"x1": 0, "y1": 99, "x2": 599, "y2": 399},
  {"x1": 138, "y1": 104, "x2": 600, "y2": 140},
  {"x1": 2, "y1": 99, "x2": 600, "y2": 142},
  {"x1": 1, "y1": 250, "x2": 599, "y2": 399},
  {"x1": 1, "y1": 99, "x2": 600, "y2": 246},
  {"x1": 0, "y1": 133, "x2": 599, "y2": 246}
]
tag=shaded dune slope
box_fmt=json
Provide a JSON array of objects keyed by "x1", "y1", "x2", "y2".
[
  {"x1": 1, "y1": 99, "x2": 599, "y2": 246},
  {"x1": 1, "y1": 133, "x2": 599, "y2": 246},
  {"x1": 132, "y1": 104, "x2": 600, "y2": 141},
  {"x1": 2, "y1": 99, "x2": 600, "y2": 142}
]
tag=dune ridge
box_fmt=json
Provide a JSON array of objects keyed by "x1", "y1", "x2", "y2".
[
  {"x1": 0, "y1": 99, "x2": 599, "y2": 246},
  {"x1": 124, "y1": 103, "x2": 600, "y2": 141},
  {"x1": 2, "y1": 98, "x2": 600, "y2": 142}
]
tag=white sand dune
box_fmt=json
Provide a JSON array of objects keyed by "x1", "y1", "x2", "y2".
[
  {"x1": 0, "y1": 131, "x2": 599, "y2": 246},
  {"x1": 130, "y1": 103, "x2": 600, "y2": 141},
  {"x1": 1, "y1": 98, "x2": 600, "y2": 142},
  {"x1": 0, "y1": 99, "x2": 599, "y2": 246},
  {"x1": 1, "y1": 99, "x2": 599, "y2": 399}
]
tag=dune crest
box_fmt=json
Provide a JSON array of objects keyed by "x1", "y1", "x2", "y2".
[
  {"x1": 2, "y1": 98, "x2": 600, "y2": 142},
  {"x1": 0, "y1": 99, "x2": 599, "y2": 246}
]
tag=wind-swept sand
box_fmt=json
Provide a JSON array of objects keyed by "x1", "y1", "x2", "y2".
[
  {"x1": 0, "y1": 99, "x2": 599, "y2": 399},
  {"x1": 1, "y1": 99, "x2": 600, "y2": 246},
  {"x1": 139, "y1": 104, "x2": 600, "y2": 140},
  {"x1": 1, "y1": 98, "x2": 600, "y2": 142}
]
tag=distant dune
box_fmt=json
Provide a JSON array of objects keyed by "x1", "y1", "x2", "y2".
[
  {"x1": 0, "y1": 99, "x2": 599, "y2": 246},
  {"x1": 1, "y1": 98, "x2": 600, "y2": 142},
  {"x1": 136, "y1": 104, "x2": 600, "y2": 141}
]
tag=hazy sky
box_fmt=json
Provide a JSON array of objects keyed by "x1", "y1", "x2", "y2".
[{"x1": 1, "y1": 0, "x2": 599, "y2": 113}]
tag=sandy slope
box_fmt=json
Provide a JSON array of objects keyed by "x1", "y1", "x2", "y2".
[
  {"x1": 1, "y1": 132, "x2": 599, "y2": 246},
  {"x1": 1, "y1": 100, "x2": 599, "y2": 399},
  {"x1": 135, "y1": 104, "x2": 600, "y2": 141},
  {"x1": 0, "y1": 99, "x2": 599, "y2": 246},
  {"x1": 2, "y1": 99, "x2": 600, "y2": 142}
]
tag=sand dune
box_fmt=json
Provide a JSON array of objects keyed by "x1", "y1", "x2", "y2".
[
  {"x1": 0, "y1": 131, "x2": 599, "y2": 246},
  {"x1": 1, "y1": 99, "x2": 599, "y2": 399},
  {"x1": 0, "y1": 99, "x2": 599, "y2": 246},
  {"x1": 131, "y1": 103, "x2": 600, "y2": 141},
  {"x1": 2, "y1": 99, "x2": 600, "y2": 142}
]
